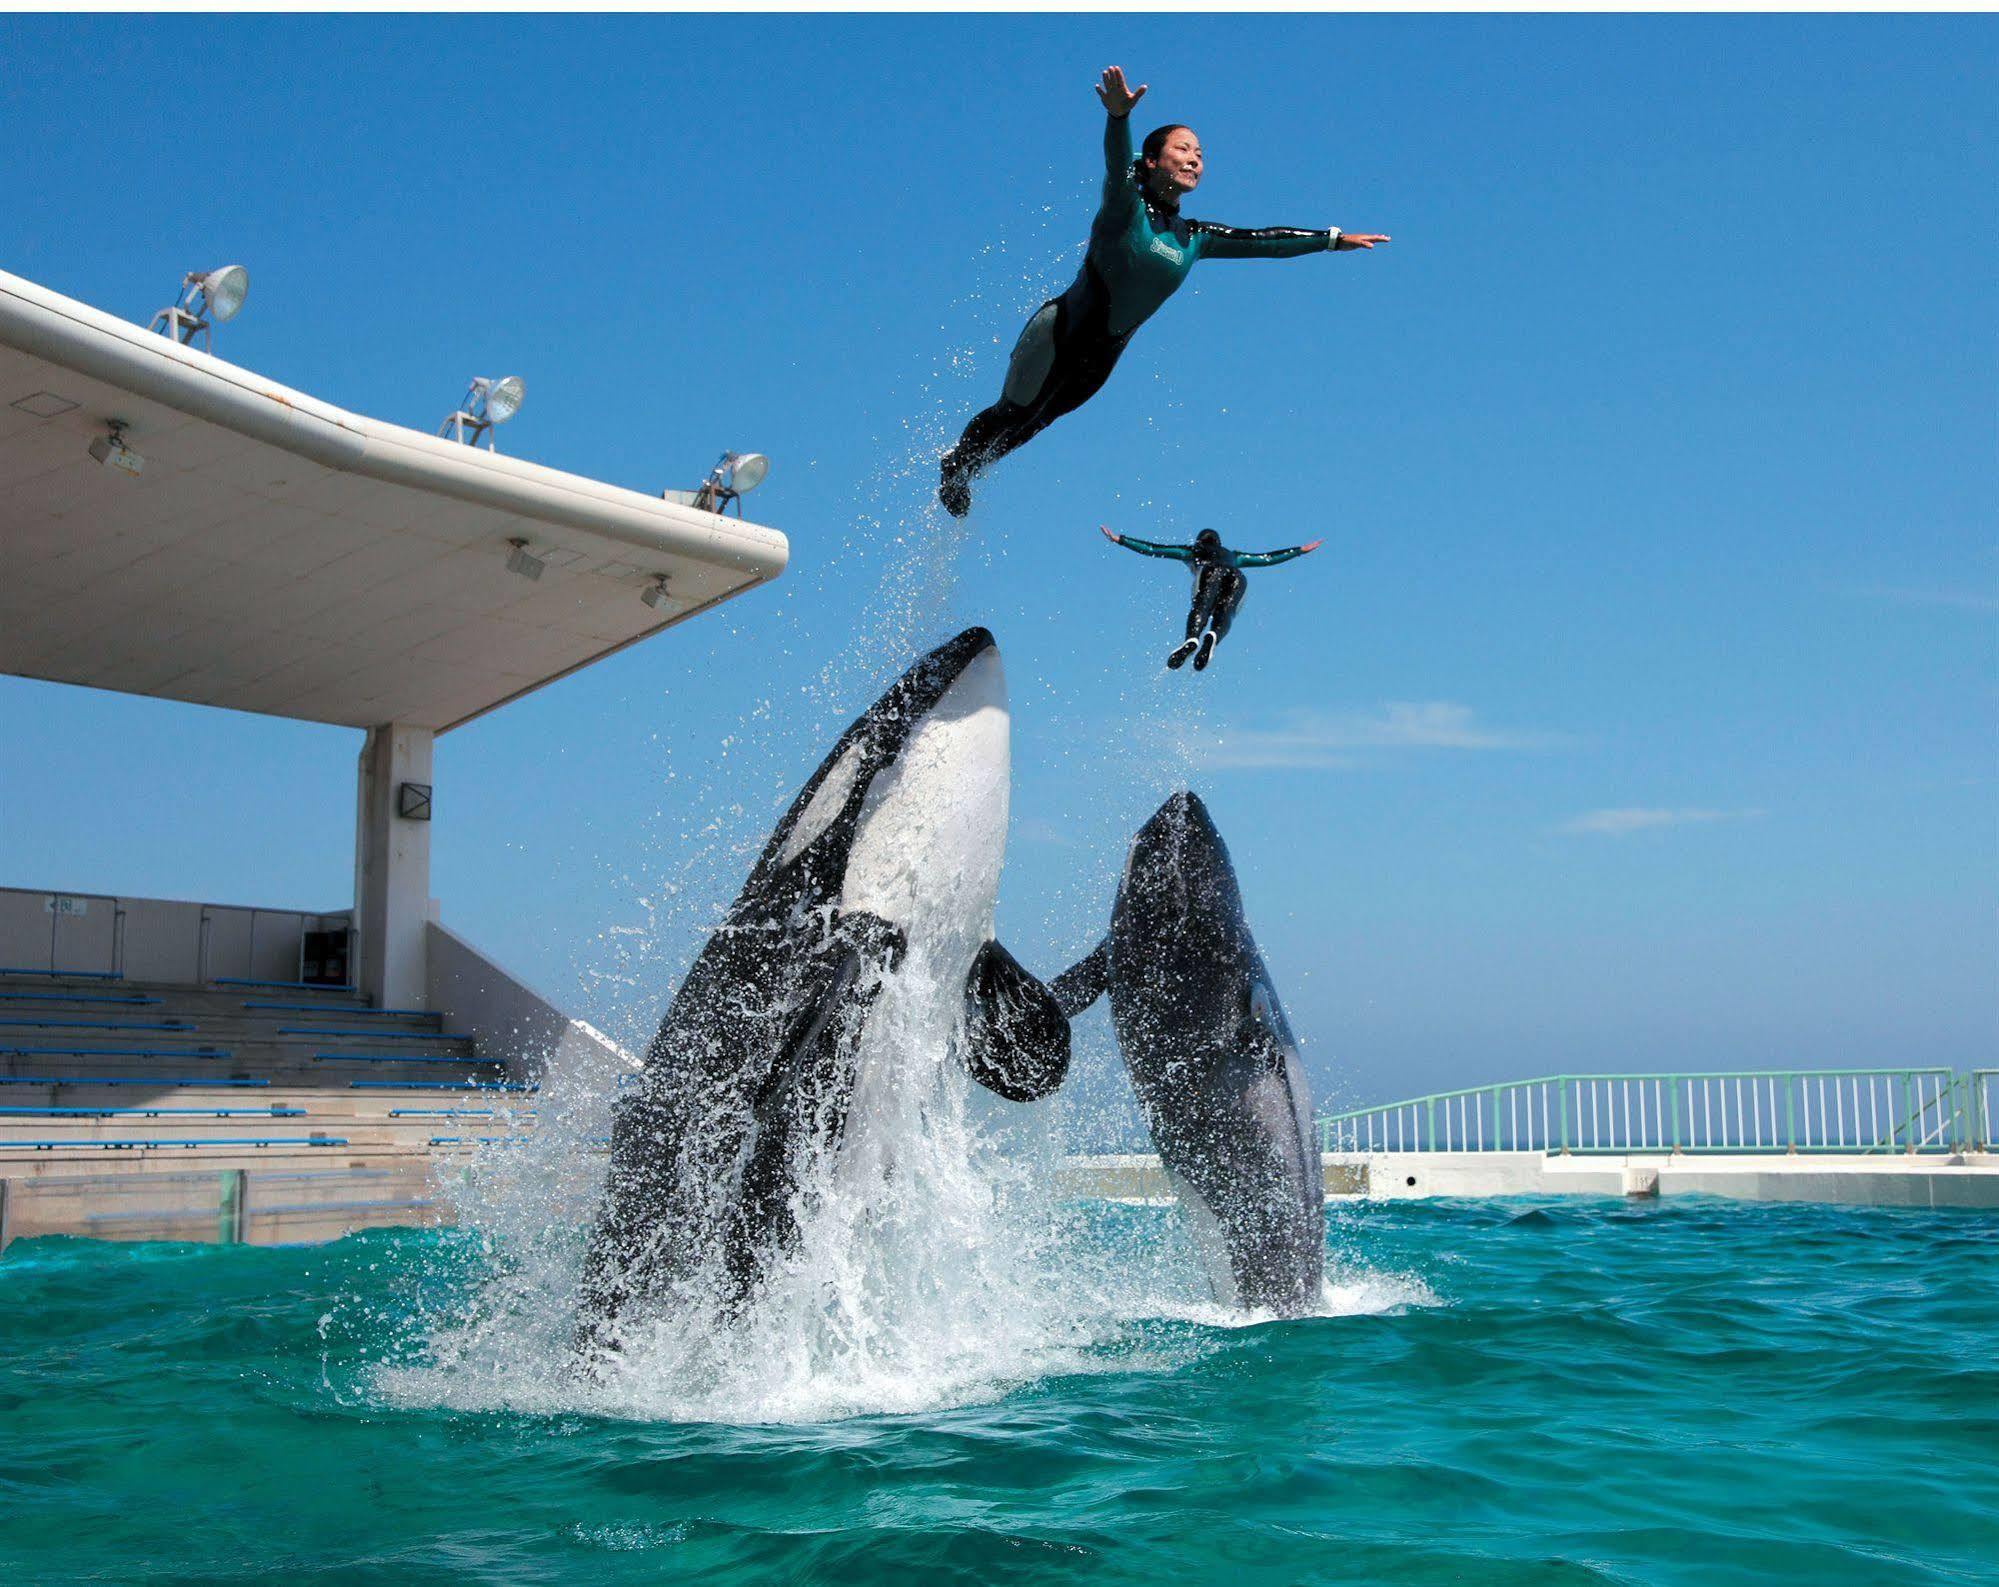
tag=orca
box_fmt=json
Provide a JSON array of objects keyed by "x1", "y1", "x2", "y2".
[
  {"x1": 577, "y1": 627, "x2": 1068, "y2": 1348},
  {"x1": 1056, "y1": 791, "x2": 1324, "y2": 1314}
]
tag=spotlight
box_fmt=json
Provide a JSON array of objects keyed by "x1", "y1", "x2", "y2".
[
  {"x1": 639, "y1": 575, "x2": 671, "y2": 610},
  {"x1": 671, "y1": 451, "x2": 770, "y2": 516},
  {"x1": 504, "y1": 538, "x2": 545, "y2": 581},
  {"x1": 197, "y1": 266, "x2": 249, "y2": 323},
  {"x1": 440, "y1": 376, "x2": 525, "y2": 450},
  {"x1": 88, "y1": 421, "x2": 145, "y2": 478},
  {"x1": 148, "y1": 264, "x2": 250, "y2": 352},
  {"x1": 479, "y1": 375, "x2": 524, "y2": 425}
]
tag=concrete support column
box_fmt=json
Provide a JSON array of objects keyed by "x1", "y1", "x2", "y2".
[{"x1": 354, "y1": 723, "x2": 434, "y2": 1010}]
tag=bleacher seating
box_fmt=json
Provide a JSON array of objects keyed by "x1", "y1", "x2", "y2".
[
  {"x1": 0, "y1": 973, "x2": 533, "y2": 1176},
  {"x1": 0, "y1": 1075, "x2": 271, "y2": 1086},
  {"x1": 0, "y1": 991, "x2": 160, "y2": 1005},
  {"x1": 0, "y1": 1018, "x2": 193, "y2": 1031},
  {"x1": 18, "y1": 1137, "x2": 348, "y2": 1151},
  {"x1": 0, "y1": 1106, "x2": 305, "y2": 1118}
]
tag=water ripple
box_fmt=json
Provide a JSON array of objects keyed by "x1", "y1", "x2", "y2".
[{"x1": 3, "y1": 1198, "x2": 1996, "y2": 1585}]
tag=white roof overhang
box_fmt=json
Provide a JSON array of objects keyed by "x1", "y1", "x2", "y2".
[{"x1": 0, "y1": 269, "x2": 788, "y2": 733}]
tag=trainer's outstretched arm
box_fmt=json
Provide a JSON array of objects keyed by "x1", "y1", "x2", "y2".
[
  {"x1": 1102, "y1": 526, "x2": 1195, "y2": 562},
  {"x1": 1236, "y1": 539, "x2": 1324, "y2": 568},
  {"x1": 1096, "y1": 67, "x2": 1144, "y2": 213},
  {"x1": 1196, "y1": 222, "x2": 1392, "y2": 260}
]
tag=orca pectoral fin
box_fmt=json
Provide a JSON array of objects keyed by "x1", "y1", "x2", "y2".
[
  {"x1": 962, "y1": 940, "x2": 1072, "y2": 1103},
  {"x1": 1049, "y1": 938, "x2": 1110, "y2": 1018}
]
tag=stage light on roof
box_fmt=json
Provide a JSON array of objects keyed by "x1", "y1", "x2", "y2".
[
  {"x1": 480, "y1": 375, "x2": 524, "y2": 425},
  {"x1": 441, "y1": 376, "x2": 525, "y2": 450},
  {"x1": 196, "y1": 266, "x2": 249, "y2": 323},
  {"x1": 671, "y1": 451, "x2": 771, "y2": 516},
  {"x1": 148, "y1": 264, "x2": 250, "y2": 351}
]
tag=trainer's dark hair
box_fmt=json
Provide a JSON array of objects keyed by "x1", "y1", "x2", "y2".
[
  {"x1": 1133, "y1": 123, "x2": 1193, "y2": 186},
  {"x1": 1141, "y1": 124, "x2": 1191, "y2": 164},
  {"x1": 1195, "y1": 528, "x2": 1222, "y2": 547}
]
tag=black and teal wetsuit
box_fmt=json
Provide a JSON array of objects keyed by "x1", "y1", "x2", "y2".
[
  {"x1": 1110, "y1": 532, "x2": 1318, "y2": 668},
  {"x1": 941, "y1": 113, "x2": 1339, "y2": 512}
]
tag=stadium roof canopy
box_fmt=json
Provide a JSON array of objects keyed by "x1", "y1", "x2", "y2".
[{"x1": 0, "y1": 269, "x2": 787, "y2": 733}]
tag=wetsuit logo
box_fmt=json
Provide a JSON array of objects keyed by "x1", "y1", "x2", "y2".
[{"x1": 1147, "y1": 235, "x2": 1184, "y2": 263}]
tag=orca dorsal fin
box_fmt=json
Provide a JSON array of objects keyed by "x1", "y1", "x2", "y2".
[
  {"x1": 962, "y1": 940, "x2": 1071, "y2": 1102},
  {"x1": 1049, "y1": 938, "x2": 1110, "y2": 1018}
]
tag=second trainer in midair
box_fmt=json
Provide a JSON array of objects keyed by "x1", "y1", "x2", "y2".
[{"x1": 1102, "y1": 525, "x2": 1321, "y2": 672}]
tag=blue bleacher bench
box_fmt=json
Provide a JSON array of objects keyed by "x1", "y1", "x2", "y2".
[
  {"x1": 211, "y1": 978, "x2": 357, "y2": 992},
  {"x1": 0, "y1": 1075, "x2": 269, "y2": 1087},
  {"x1": 278, "y1": 1028, "x2": 470, "y2": 1042},
  {"x1": 312, "y1": 1051, "x2": 500, "y2": 1065},
  {"x1": 0, "y1": 992, "x2": 159, "y2": 1006},
  {"x1": 0, "y1": 1018, "x2": 192, "y2": 1032},
  {"x1": 0, "y1": 1105, "x2": 305, "y2": 1118},
  {"x1": 242, "y1": 1002, "x2": 431, "y2": 1016},
  {"x1": 1, "y1": 1045, "x2": 228, "y2": 1059},
  {"x1": 13, "y1": 1136, "x2": 347, "y2": 1151},
  {"x1": 389, "y1": 1108, "x2": 495, "y2": 1118}
]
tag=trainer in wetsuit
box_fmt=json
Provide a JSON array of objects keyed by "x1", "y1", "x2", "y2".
[
  {"x1": 1102, "y1": 525, "x2": 1322, "y2": 671},
  {"x1": 937, "y1": 66, "x2": 1388, "y2": 518}
]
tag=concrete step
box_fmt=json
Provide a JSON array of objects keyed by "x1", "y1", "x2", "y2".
[
  {"x1": 234, "y1": 1001, "x2": 438, "y2": 1022},
  {"x1": 0, "y1": 1033, "x2": 479, "y2": 1063},
  {"x1": 0, "y1": 1139, "x2": 436, "y2": 1173},
  {"x1": 0, "y1": 1055, "x2": 500, "y2": 1088},
  {"x1": 0, "y1": 1019, "x2": 201, "y2": 1039},
  {"x1": 0, "y1": 1080, "x2": 530, "y2": 1112},
  {"x1": 0, "y1": 974, "x2": 372, "y2": 1010},
  {"x1": 0, "y1": 1113, "x2": 535, "y2": 1148},
  {"x1": 0, "y1": 1134, "x2": 357, "y2": 1160},
  {"x1": 0, "y1": 988, "x2": 165, "y2": 1008},
  {"x1": 0, "y1": 1006, "x2": 442, "y2": 1027}
]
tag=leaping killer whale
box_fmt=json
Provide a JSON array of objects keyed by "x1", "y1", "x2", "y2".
[
  {"x1": 577, "y1": 627, "x2": 1069, "y2": 1349},
  {"x1": 1055, "y1": 791, "x2": 1325, "y2": 1314}
]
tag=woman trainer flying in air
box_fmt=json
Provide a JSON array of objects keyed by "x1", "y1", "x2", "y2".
[{"x1": 938, "y1": 66, "x2": 1387, "y2": 518}]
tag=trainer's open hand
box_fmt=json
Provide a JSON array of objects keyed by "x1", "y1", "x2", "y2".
[
  {"x1": 1099, "y1": 525, "x2": 1123, "y2": 545},
  {"x1": 1096, "y1": 66, "x2": 1147, "y2": 119},
  {"x1": 1334, "y1": 233, "x2": 1391, "y2": 251}
]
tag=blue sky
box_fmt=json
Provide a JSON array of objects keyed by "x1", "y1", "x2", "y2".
[{"x1": 2, "y1": 14, "x2": 1993, "y2": 1113}]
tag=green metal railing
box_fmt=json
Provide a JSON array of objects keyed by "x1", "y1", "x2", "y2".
[
  {"x1": 1968, "y1": 1070, "x2": 1997, "y2": 1154},
  {"x1": 1318, "y1": 1068, "x2": 1988, "y2": 1157}
]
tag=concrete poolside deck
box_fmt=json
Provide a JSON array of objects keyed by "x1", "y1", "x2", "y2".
[
  {"x1": 1062, "y1": 1152, "x2": 1999, "y2": 1209},
  {"x1": 10, "y1": 1145, "x2": 1994, "y2": 1252}
]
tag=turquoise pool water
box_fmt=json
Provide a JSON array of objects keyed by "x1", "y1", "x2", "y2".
[{"x1": 2, "y1": 1197, "x2": 1993, "y2": 1585}]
